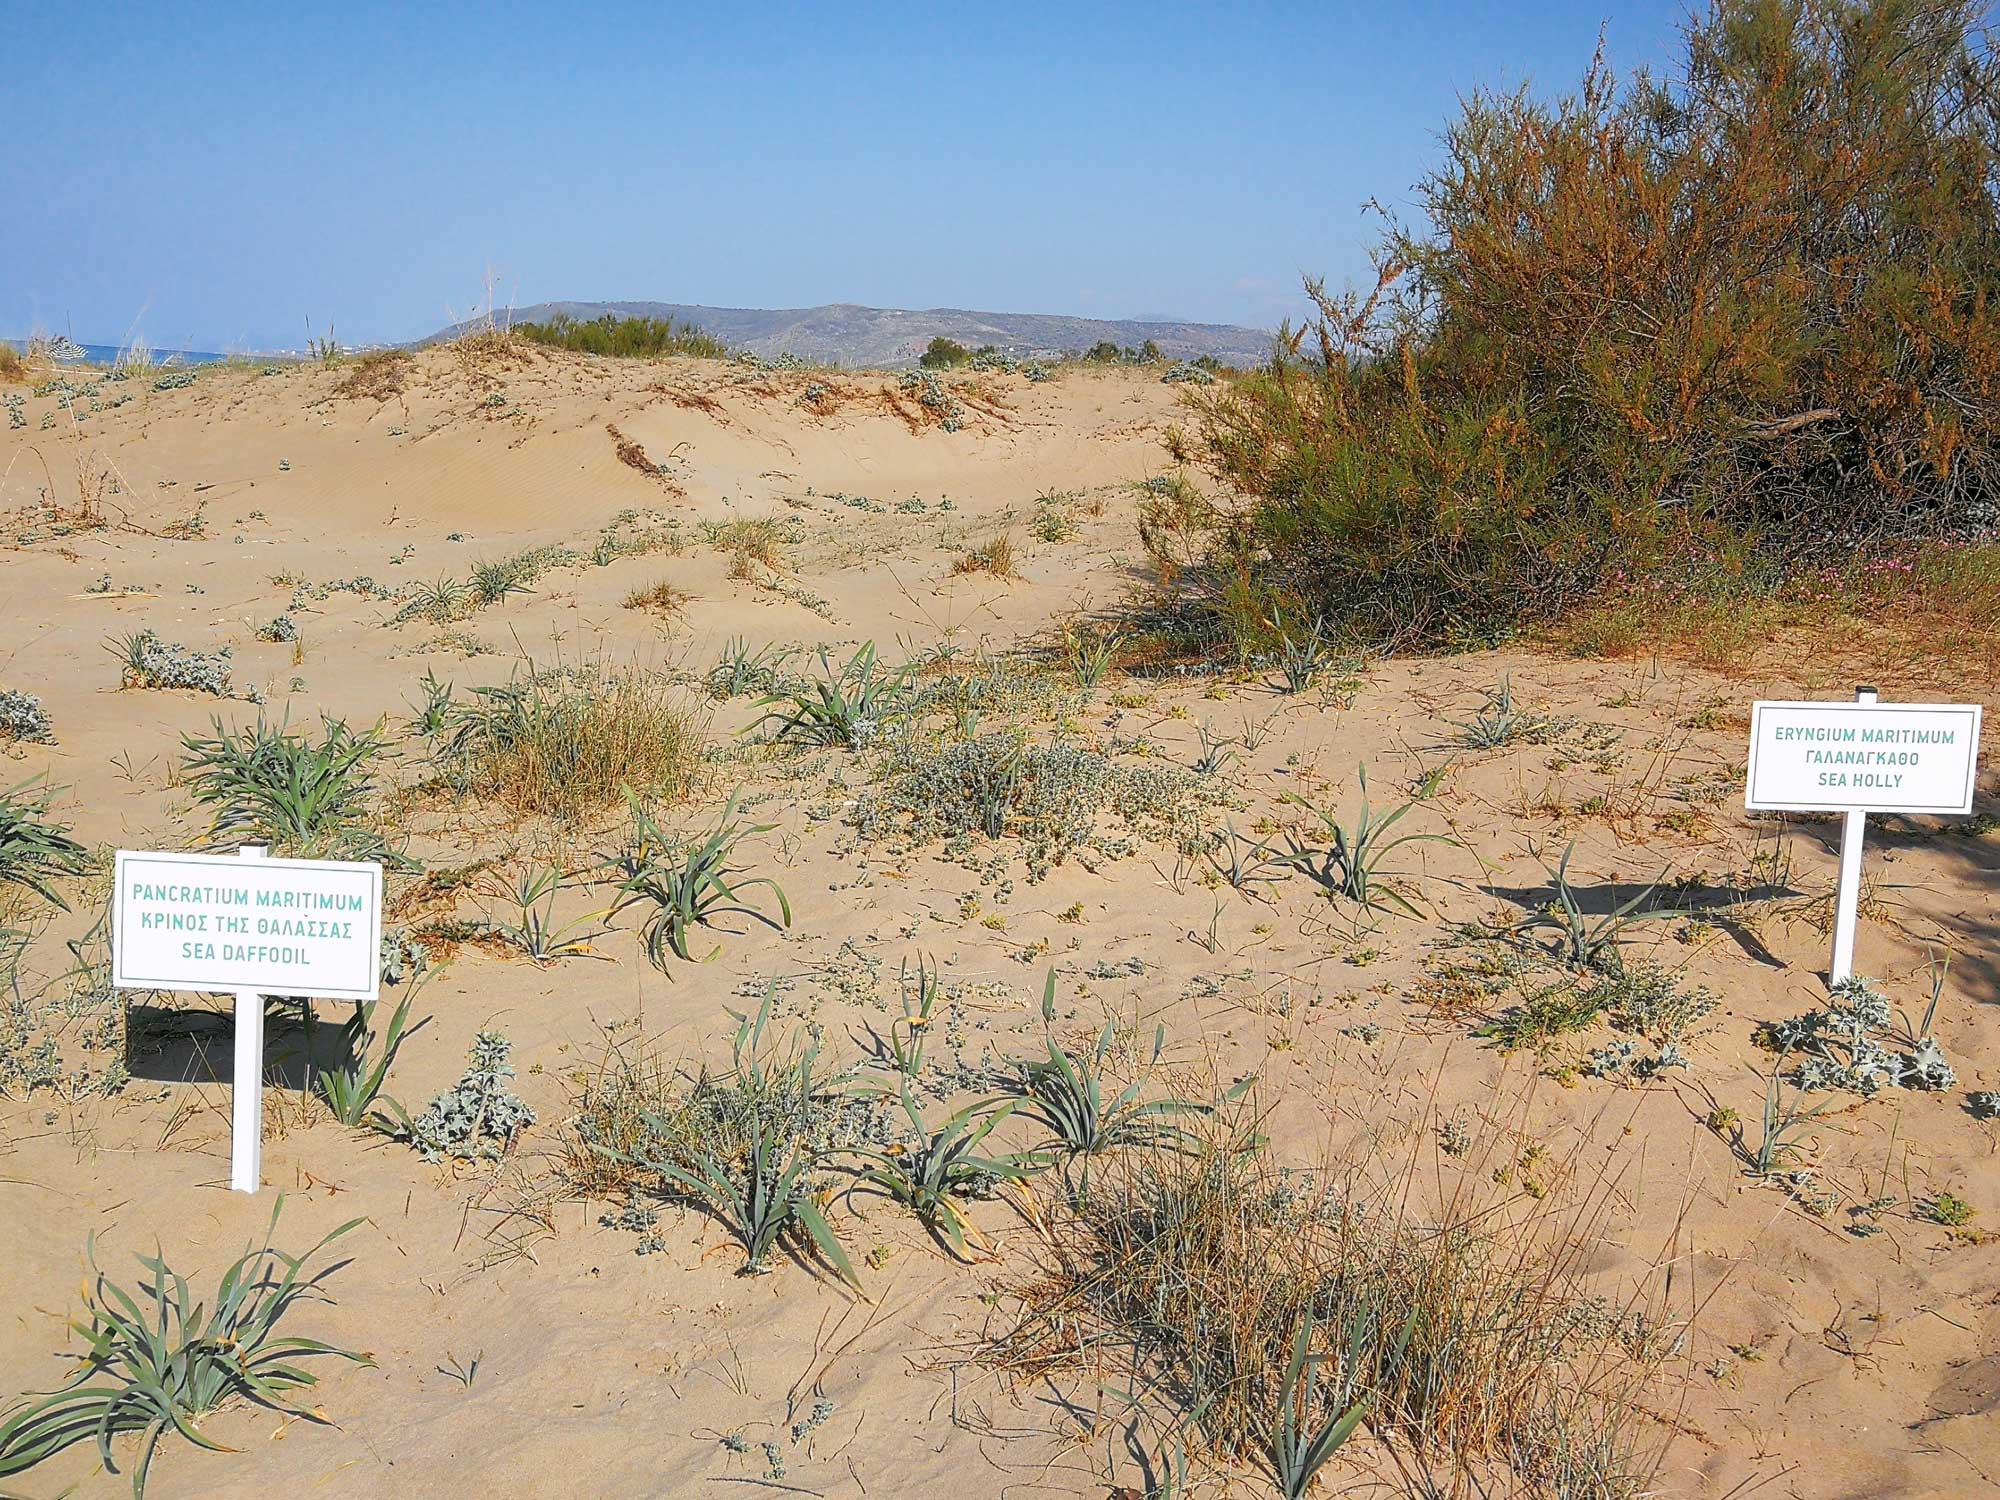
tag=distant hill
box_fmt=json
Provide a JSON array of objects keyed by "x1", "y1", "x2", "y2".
[{"x1": 424, "y1": 300, "x2": 1276, "y2": 369}]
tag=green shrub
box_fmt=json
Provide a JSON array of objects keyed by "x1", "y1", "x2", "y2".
[
  {"x1": 1181, "y1": 0, "x2": 2000, "y2": 646},
  {"x1": 919, "y1": 336, "x2": 972, "y2": 369},
  {"x1": 514, "y1": 312, "x2": 728, "y2": 359}
]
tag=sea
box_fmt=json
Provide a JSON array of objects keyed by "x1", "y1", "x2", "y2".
[{"x1": 1, "y1": 338, "x2": 230, "y2": 367}]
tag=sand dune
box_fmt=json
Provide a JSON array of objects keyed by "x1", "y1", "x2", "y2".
[{"x1": 2, "y1": 346, "x2": 1997, "y2": 1499}]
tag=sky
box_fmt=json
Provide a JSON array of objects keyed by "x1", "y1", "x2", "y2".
[{"x1": 7, "y1": 1, "x2": 1690, "y2": 351}]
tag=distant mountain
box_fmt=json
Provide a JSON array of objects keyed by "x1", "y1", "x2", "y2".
[{"x1": 424, "y1": 300, "x2": 1276, "y2": 369}]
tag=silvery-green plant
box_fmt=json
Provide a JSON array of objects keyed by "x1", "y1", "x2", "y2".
[
  {"x1": 1745, "y1": 1064, "x2": 1840, "y2": 1177},
  {"x1": 1768, "y1": 977, "x2": 1957, "y2": 1095},
  {"x1": 1191, "y1": 719, "x2": 1238, "y2": 776},
  {"x1": 1514, "y1": 841, "x2": 1672, "y2": 971},
  {"x1": 392, "y1": 574, "x2": 472, "y2": 626},
  {"x1": 854, "y1": 1082, "x2": 1045, "y2": 1259},
  {"x1": 490, "y1": 864, "x2": 607, "y2": 963},
  {"x1": 1059, "y1": 622, "x2": 1122, "y2": 693},
  {"x1": 1205, "y1": 823, "x2": 1288, "y2": 897},
  {"x1": 705, "y1": 637, "x2": 791, "y2": 699},
  {"x1": 383, "y1": 1031, "x2": 535, "y2": 1161},
  {"x1": 0, "y1": 1199, "x2": 369, "y2": 1499},
  {"x1": 0, "y1": 690, "x2": 55, "y2": 745},
  {"x1": 0, "y1": 780, "x2": 90, "y2": 909},
  {"x1": 880, "y1": 954, "x2": 942, "y2": 1078},
  {"x1": 1270, "y1": 613, "x2": 1331, "y2": 694},
  {"x1": 109, "y1": 630, "x2": 233, "y2": 696},
  {"x1": 1282, "y1": 767, "x2": 1450, "y2": 918},
  {"x1": 748, "y1": 642, "x2": 915, "y2": 749},
  {"x1": 605, "y1": 792, "x2": 791, "y2": 970}
]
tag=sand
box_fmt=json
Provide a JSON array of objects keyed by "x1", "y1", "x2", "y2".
[{"x1": 2, "y1": 344, "x2": 1997, "y2": 1499}]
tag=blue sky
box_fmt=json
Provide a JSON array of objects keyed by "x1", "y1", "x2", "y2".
[{"x1": 8, "y1": 2, "x2": 1688, "y2": 350}]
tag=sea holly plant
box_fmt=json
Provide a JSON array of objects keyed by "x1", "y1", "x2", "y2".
[
  {"x1": 603, "y1": 791, "x2": 791, "y2": 970},
  {"x1": 0, "y1": 1199, "x2": 369, "y2": 1499},
  {"x1": 382, "y1": 1031, "x2": 535, "y2": 1161},
  {"x1": 1767, "y1": 977, "x2": 1957, "y2": 1095}
]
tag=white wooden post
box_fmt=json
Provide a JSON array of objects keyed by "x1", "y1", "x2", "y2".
[
  {"x1": 1827, "y1": 687, "x2": 1877, "y2": 988},
  {"x1": 230, "y1": 845, "x2": 268, "y2": 1194}
]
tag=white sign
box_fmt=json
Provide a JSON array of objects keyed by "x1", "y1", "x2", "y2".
[
  {"x1": 113, "y1": 848, "x2": 382, "y2": 1001},
  {"x1": 1746, "y1": 699, "x2": 1982, "y2": 814},
  {"x1": 1744, "y1": 690, "x2": 1984, "y2": 990},
  {"x1": 112, "y1": 847, "x2": 383, "y2": 1195}
]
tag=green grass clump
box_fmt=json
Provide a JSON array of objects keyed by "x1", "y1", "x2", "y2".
[
  {"x1": 0, "y1": 1201, "x2": 370, "y2": 1499},
  {"x1": 1474, "y1": 976, "x2": 1605, "y2": 1054},
  {"x1": 1922, "y1": 1189, "x2": 1977, "y2": 1227},
  {"x1": 180, "y1": 715, "x2": 394, "y2": 859}
]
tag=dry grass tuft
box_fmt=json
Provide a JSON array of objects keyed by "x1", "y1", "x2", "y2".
[
  {"x1": 335, "y1": 348, "x2": 414, "y2": 401},
  {"x1": 429, "y1": 664, "x2": 707, "y2": 823},
  {"x1": 951, "y1": 532, "x2": 1017, "y2": 579},
  {"x1": 654, "y1": 384, "x2": 726, "y2": 419},
  {"x1": 712, "y1": 518, "x2": 787, "y2": 580},
  {"x1": 622, "y1": 579, "x2": 688, "y2": 615},
  {"x1": 448, "y1": 326, "x2": 536, "y2": 375},
  {"x1": 996, "y1": 1115, "x2": 1664, "y2": 1496},
  {"x1": 0, "y1": 343, "x2": 27, "y2": 383},
  {"x1": 557, "y1": 1029, "x2": 684, "y2": 1197}
]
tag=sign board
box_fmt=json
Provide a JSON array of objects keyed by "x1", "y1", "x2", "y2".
[
  {"x1": 1744, "y1": 690, "x2": 1984, "y2": 990},
  {"x1": 1746, "y1": 699, "x2": 1982, "y2": 814},
  {"x1": 112, "y1": 849, "x2": 382, "y2": 1001},
  {"x1": 112, "y1": 847, "x2": 384, "y2": 1195}
]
